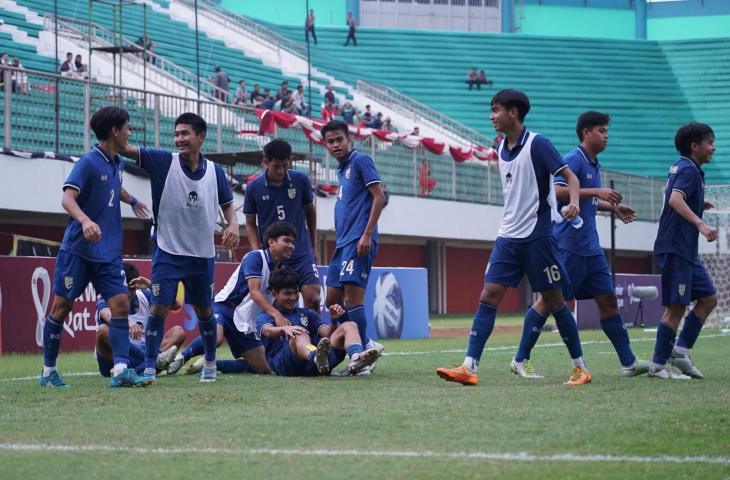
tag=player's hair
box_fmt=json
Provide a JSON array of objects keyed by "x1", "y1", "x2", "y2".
[
  {"x1": 576, "y1": 111, "x2": 610, "y2": 141},
  {"x1": 263, "y1": 221, "x2": 297, "y2": 244},
  {"x1": 320, "y1": 120, "x2": 350, "y2": 139},
  {"x1": 268, "y1": 266, "x2": 300, "y2": 292},
  {"x1": 674, "y1": 122, "x2": 714, "y2": 157},
  {"x1": 263, "y1": 139, "x2": 292, "y2": 162},
  {"x1": 123, "y1": 262, "x2": 139, "y2": 285},
  {"x1": 175, "y1": 112, "x2": 207, "y2": 135},
  {"x1": 89, "y1": 106, "x2": 129, "y2": 141},
  {"x1": 491, "y1": 89, "x2": 530, "y2": 122}
]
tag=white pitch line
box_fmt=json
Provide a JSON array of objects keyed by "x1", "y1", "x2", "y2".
[
  {"x1": 0, "y1": 371, "x2": 97, "y2": 383},
  {"x1": 0, "y1": 443, "x2": 728, "y2": 465}
]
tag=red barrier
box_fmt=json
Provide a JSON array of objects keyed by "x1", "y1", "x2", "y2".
[{"x1": 0, "y1": 256, "x2": 238, "y2": 354}]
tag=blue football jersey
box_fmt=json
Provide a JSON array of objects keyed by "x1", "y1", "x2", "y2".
[
  {"x1": 60, "y1": 145, "x2": 124, "y2": 262},
  {"x1": 334, "y1": 150, "x2": 381, "y2": 247},
  {"x1": 256, "y1": 306, "x2": 329, "y2": 358}
]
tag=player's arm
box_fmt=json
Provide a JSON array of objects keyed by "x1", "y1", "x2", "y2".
[
  {"x1": 668, "y1": 190, "x2": 717, "y2": 241},
  {"x1": 555, "y1": 185, "x2": 622, "y2": 205},
  {"x1": 120, "y1": 145, "x2": 140, "y2": 162},
  {"x1": 357, "y1": 183, "x2": 386, "y2": 256},
  {"x1": 247, "y1": 277, "x2": 291, "y2": 326},
  {"x1": 61, "y1": 188, "x2": 101, "y2": 242},
  {"x1": 596, "y1": 200, "x2": 637, "y2": 224},
  {"x1": 305, "y1": 202, "x2": 317, "y2": 260},
  {"x1": 245, "y1": 215, "x2": 262, "y2": 250},
  {"x1": 557, "y1": 167, "x2": 580, "y2": 220},
  {"x1": 220, "y1": 202, "x2": 240, "y2": 248},
  {"x1": 260, "y1": 323, "x2": 307, "y2": 339},
  {"x1": 120, "y1": 187, "x2": 151, "y2": 219},
  {"x1": 318, "y1": 304, "x2": 345, "y2": 337}
]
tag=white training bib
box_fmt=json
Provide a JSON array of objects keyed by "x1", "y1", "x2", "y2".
[
  {"x1": 128, "y1": 289, "x2": 150, "y2": 348},
  {"x1": 157, "y1": 153, "x2": 219, "y2": 258}
]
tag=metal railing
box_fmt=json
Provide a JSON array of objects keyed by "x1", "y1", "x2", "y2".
[
  {"x1": 0, "y1": 66, "x2": 667, "y2": 220},
  {"x1": 44, "y1": 14, "x2": 229, "y2": 100}
]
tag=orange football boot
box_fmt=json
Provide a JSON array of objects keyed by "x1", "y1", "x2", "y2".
[
  {"x1": 436, "y1": 364, "x2": 478, "y2": 385},
  {"x1": 563, "y1": 366, "x2": 592, "y2": 385}
]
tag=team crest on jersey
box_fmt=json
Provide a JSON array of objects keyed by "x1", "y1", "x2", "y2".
[
  {"x1": 505, "y1": 172, "x2": 513, "y2": 185},
  {"x1": 678, "y1": 284, "x2": 686, "y2": 296},
  {"x1": 288, "y1": 187, "x2": 297, "y2": 199},
  {"x1": 64, "y1": 276, "x2": 73, "y2": 289},
  {"x1": 300, "y1": 314, "x2": 309, "y2": 327},
  {"x1": 670, "y1": 166, "x2": 679, "y2": 174},
  {"x1": 345, "y1": 167, "x2": 351, "y2": 179},
  {"x1": 151, "y1": 283, "x2": 160, "y2": 296},
  {"x1": 186, "y1": 190, "x2": 200, "y2": 208}
]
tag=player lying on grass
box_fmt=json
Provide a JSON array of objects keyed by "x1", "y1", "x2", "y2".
[
  {"x1": 256, "y1": 266, "x2": 379, "y2": 377},
  {"x1": 167, "y1": 221, "x2": 298, "y2": 376},
  {"x1": 95, "y1": 262, "x2": 184, "y2": 378}
]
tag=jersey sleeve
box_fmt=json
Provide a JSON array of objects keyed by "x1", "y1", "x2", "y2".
[
  {"x1": 555, "y1": 153, "x2": 582, "y2": 186},
  {"x1": 307, "y1": 309, "x2": 329, "y2": 336},
  {"x1": 63, "y1": 156, "x2": 92, "y2": 193},
  {"x1": 138, "y1": 148, "x2": 173, "y2": 188},
  {"x1": 672, "y1": 167, "x2": 699, "y2": 199},
  {"x1": 357, "y1": 155, "x2": 381, "y2": 187},
  {"x1": 214, "y1": 163, "x2": 234, "y2": 206},
  {"x1": 242, "y1": 252, "x2": 264, "y2": 279},
  {"x1": 255, "y1": 311, "x2": 275, "y2": 337},
  {"x1": 532, "y1": 135, "x2": 567, "y2": 176},
  {"x1": 140, "y1": 288, "x2": 153, "y2": 305},
  {"x1": 242, "y1": 179, "x2": 258, "y2": 215}
]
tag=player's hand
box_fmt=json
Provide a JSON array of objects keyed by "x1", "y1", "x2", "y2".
[
  {"x1": 129, "y1": 276, "x2": 151, "y2": 290},
  {"x1": 281, "y1": 325, "x2": 307, "y2": 339},
  {"x1": 328, "y1": 303, "x2": 345, "y2": 320},
  {"x1": 614, "y1": 204, "x2": 637, "y2": 224},
  {"x1": 597, "y1": 188, "x2": 622, "y2": 205},
  {"x1": 561, "y1": 203, "x2": 579, "y2": 220},
  {"x1": 698, "y1": 222, "x2": 717, "y2": 242},
  {"x1": 704, "y1": 200, "x2": 714, "y2": 211},
  {"x1": 131, "y1": 200, "x2": 151, "y2": 219},
  {"x1": 81, "y1": 219, "x2": 101, "y2": 242},
  {"x1": 221, "y1": 224, "x2": 240, "y2": 249},
  {"x1": 130, "y1": 323, "x2": 143, "y2": 340},
  {"x1": 357, "y1": 233, "x2": 372, "y2": 257},
  {"x1": 274, "y1": 312, "x2": 291, "y2": 327}
]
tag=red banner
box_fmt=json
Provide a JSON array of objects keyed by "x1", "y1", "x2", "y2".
[{"x1": 0, "y1": 256, "x2": 238, "y2": 354}]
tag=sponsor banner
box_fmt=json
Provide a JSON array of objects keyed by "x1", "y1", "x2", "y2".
[
  {"x1": 0, "y1": 256, "x2": 429, "y2": 353},
  {"x1": 576, "y1": 274, "x2": 663, "y2": 329}
]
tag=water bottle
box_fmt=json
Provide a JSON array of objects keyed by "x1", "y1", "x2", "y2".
[{"x1": 561, "y1": 206, "x2": 583, "y2": 229}]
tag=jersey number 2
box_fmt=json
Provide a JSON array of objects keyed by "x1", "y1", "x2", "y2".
[{"x1": 108, "y1": 189, "x2": 115, "y2": 207}]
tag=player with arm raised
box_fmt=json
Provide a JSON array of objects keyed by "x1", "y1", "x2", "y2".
[
  {"x1": 40, "y1": 106, "x2": 151, "y2": 388},
  {"x1": 122, "y1": 112, "x2": 239, "y2": 383},
  {"x1": 436, "y1": 89, "x2": 589, "y2": 386},
  {"x1": 649, "y1": 122, "x2": 718, "y2": 380},
  {"x1": 510, "y1": 111, "x2": 649, "y2": 380}
]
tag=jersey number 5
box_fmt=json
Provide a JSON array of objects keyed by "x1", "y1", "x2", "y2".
[{"x1": 277, "y1": 205, "x2": 285, "y2": 220}]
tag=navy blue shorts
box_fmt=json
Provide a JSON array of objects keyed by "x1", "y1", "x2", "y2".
[
  {"x1": 560, "y1": 250, "x2": 615, "y2": 300},
  {"x1": 485, "y1": 236, "x2": 569, "y2": 292},
  {"x1": 53, "y1": 250, "x2": 127, "y2": 301},
  {"x1": 213, "y1": 306, "x2": 262, "y2": 358},
  {"x1": 269, "y1": 344, "x2": 346, "y2": 377},
  {"x1": 326, "y1": 240, "x2": 378, "y2": 289},
  {"x1": 283, "y1": 253, "x2": 321, "y2": 287},
  {"x1": 151, "y1": 247, "x2": 215, "y2": 307},
  {"x1": 656, "y1": 254, "x2": 716, "y2": 306}
]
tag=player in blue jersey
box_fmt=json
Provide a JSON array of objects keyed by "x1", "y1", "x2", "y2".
[
  {"x1": 320, "y1": 120, "x2": 386, "y2": 373},
  {"x1": 257, "y1": 267, "x2": 379, "y2": 376},
  {"x1": 95, "y1": 262, "x2": 185, "y2": 377},
  {"x1": 437, "y1": 89, "x2": 589, "y2": 386},
  {"x1": 122, "y1": 112, "x2": 240, "y2": 383},
  {"x1": 40, "y1": 106, "x2": 152, "y2": 388},
  {"x1": 244, "y1": 139, "x2": 320, "y2": 310},
  {"x1": 510, "y1": 111, "x2": 650, "y2": 379},
  {"x1": 166, "y1": 221, "x2": 297, "y2": 376},
  {"x1": 649, "y1": 122, "x2": 718, "y2": 380}
]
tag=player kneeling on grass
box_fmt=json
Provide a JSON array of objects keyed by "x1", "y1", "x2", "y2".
[
  {"x1": 167, "y1": 221, "x2": 299, "y2": 377},
  {"x1": 95, "y1": 262, "x2": 185, "y2": 378},
  {"x1": 257, "y1": 267, "x2": 379, "y2": 377}
]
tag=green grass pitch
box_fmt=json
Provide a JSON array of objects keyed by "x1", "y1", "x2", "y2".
[{"x1": 1, "y1": 324, "x2": 729, "y2": 479}]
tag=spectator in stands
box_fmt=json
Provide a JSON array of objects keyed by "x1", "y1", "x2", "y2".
[
  {"x1": 382, "y1": 116, "x2": 395, "y2": 132},
  {"x1": 477, "y1": 69, "x2": 493, "y2": 88},
  {"x1": 213, "y1": 66, "x2": 230, "y2": 102},
  {"x1": 345, "y1": 12, "x2": 358, "y2": 46},
  {"x1": 250, "y1": 83, "x2": 261, "y2": 103},
  {"x1": 59, "y1": 52, "x2": 76, "y2": 76},
  {"x1": 410, "y1": 126, "x2": 420, "y2": 136},
  {"x1": 321, "y1": 101, "x2": 338, "y2": 122},
  {"x1": 305, "y1": 9, "x2": 317, "y2": 45},
  {"x1": 276, "y1": 81, "x2": 289, "y2": 101},
  {"x1": 281, "y1": 91, "x2": 296, "y2": 114},
  {"x1": 234, "y1": 80, "x2": 248, "y2": 105},
  {"x1": 362, "y1": 104, "x2": 373, "y2": 124},
  {"x1": 466, "y1": 68, "x2": 479, "y2": 90},
  {"x1": 368, "y1": 112, "x2": 384, "y2": 129},
  {"x1": 11, "y1": 57, "x2": 29, "y2": 94},
  {"x1": 419, "y1": 159, "x2": 437, "y2": 197},
  {"x1": 136, "y1": 34, "x2": 156, "y2": 65},
  {"x1": 260, "y1": 92, "x2": 276, "y2": 110},
  {"x1": 0, "y1": 53, "x2": 9, "y2": 66},
  {"x1": 291, "y1": 84, "x2": 308, "y2": 116},
  {"x1": 324, "y1": 84, "x2": 336, "y2": 106},
  {"x1": 74, "y1": 54, "x2": 87, "y2": 76},
  {"x1": 0, "y1": 53, "x2": 6, "y2": 89},
  {"x1": 340, "y1": 102, "x2": 356, "y2": 125}
]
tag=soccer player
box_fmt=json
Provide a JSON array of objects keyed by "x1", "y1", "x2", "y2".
[
  {"x1": 122, "y1": 112, "x2": 240, "y2": 383},
  {"x1": 649, "y1": 122, "x2": 718, "y2": 380},
  {"x1": 244, "y1": 139, "x2": 320, "y2": 310},
  {"x1": 166, "y1": 221, "x2": 297, "y2": 376},
  {"x1": 510, "y1": 111, "x2": 650, "y2": 378},
  {"x1": 436, "y1": 89, "x2": 588, "y2": 386},
  {"x1": 95, "y1": 262, "x2": 184, "y2": 377},
  {"x1": 40, "y1": 106, "x2": 152, "y2": 388},
  {"x1": 257, "y1": 267, "x2": 379, "y2": 377},
  {"x1": 320, "y1": 120, "x2": 386, "y2": 373}
]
